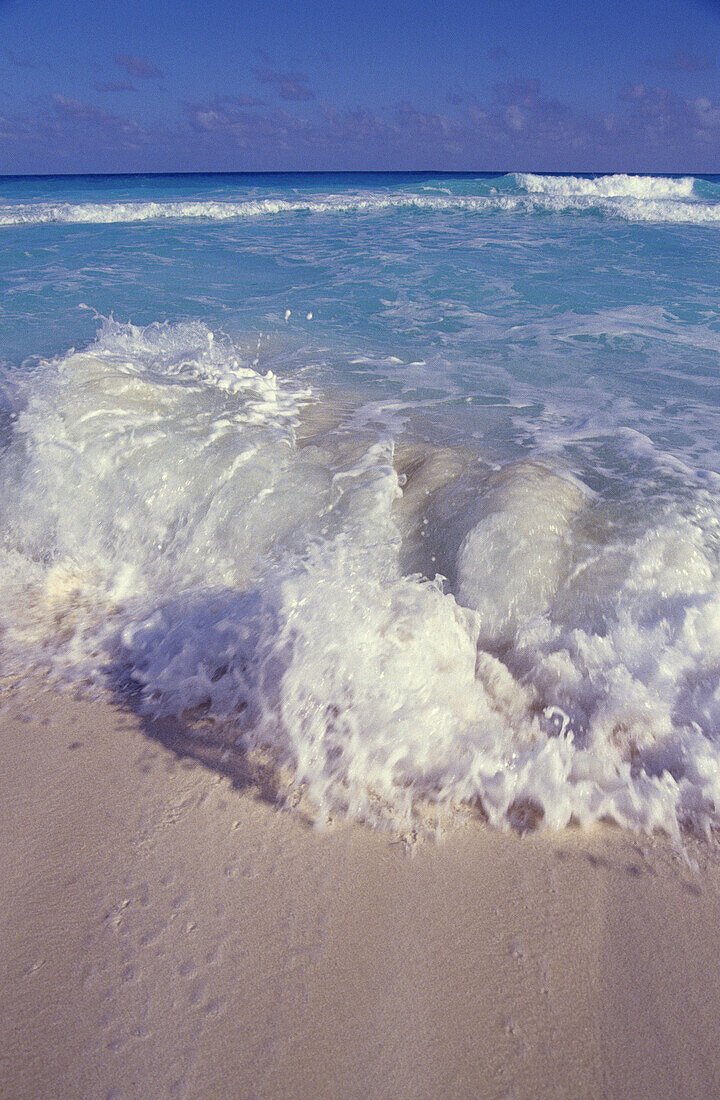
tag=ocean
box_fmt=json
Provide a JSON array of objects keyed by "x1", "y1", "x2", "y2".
[{"x1": 2, "y1": 170, "x2": 720, "y2": 838}]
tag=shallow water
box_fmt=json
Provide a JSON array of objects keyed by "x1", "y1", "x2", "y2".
[{"x1": 3, "y1": 170, "x2": 720, "y2": 836}]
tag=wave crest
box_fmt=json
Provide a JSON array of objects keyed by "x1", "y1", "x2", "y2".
[
  {"x1": 3, "y1": 321, "x2": 720, "y2": 838},
  {"x1": 1, "y1": 174, "x2": 718, "y2": 227},
  {"x1": 514, "y1": 172, "x2": 697, "y2": 199}
]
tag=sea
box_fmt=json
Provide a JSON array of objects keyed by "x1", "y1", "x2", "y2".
[{"x1": 2, "y1": 170, "x2": 720, "y2": 838}]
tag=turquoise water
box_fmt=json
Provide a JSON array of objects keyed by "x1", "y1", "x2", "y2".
[{"x1": 3, "y1": 171, "x2": 720, "y2": 836}]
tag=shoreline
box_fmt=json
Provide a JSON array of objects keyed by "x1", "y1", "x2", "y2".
[{"x1": 2, "y1": 676, "x2": 720, "y2": 1099}]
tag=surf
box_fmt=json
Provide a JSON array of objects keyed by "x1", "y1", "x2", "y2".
[
  {"x1": 2, "y1": 318, "x2": 720, "y2": 838},
  {"x1": 2, "y1": 172, "x2": 718, "y2": 226}
]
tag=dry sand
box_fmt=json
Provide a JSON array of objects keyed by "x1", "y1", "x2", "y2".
[{"x1": 2, "y1": 675, "x2": 720, "y2": 1100}]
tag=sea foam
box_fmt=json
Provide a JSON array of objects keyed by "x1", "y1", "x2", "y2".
[
  {"x1": 1, "y1": 173, "x2": 718, "y2": 227},
  {"x1": 4, "y1": 319, "x2": 720, "y2": 838},
  {"x1": 514, "y1": 173, "x2": 697, "y2": 199}
]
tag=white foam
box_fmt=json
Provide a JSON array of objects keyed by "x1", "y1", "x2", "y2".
[
  {"x1": 1, "y1": 175, "x2": 718, "y2": 227},
  {"x1": 0, "y1": 195, "x2": 465, "y2": 226},
  {"x1": 5, "y1": 320, "x2": 720, "y2": 838},
  {"x1": 456, "y1": 462, "x2": 588, "y2": 643},
  {"x1": 515, "y1": 173, "x2": 697, "y2": 199}
]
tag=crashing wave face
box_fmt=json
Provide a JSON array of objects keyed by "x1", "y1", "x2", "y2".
[{"x1": 4, "y1": 319, "x2": 720, "y2": 839}]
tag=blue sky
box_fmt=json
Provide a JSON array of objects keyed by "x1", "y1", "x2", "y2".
[{"x1": 1, "y1": 0, "x2": 720, "y2": 173}]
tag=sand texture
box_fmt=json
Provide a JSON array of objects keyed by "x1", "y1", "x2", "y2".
[{"x1": 2, "y1": 676, "x2": 720, "y2": 1099}]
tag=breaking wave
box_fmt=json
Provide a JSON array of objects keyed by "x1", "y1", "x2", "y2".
[
  {"x1": 4, "y1": 319, "x2": 720, "y2": 839},
  {"x1": 1, "y1": 174, "x2": 718, "y2": 227},
  {"x1": 514, "y1": 173, "x2": 697, "y2": 199}
]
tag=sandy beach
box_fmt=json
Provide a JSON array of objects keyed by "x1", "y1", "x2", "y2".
[
  {"x1": 1, "y1": 675, "x2": 719, "y2": 1100},
  {"x1": 4, "y1": 0, "x2": 720, "y2": 1089}
]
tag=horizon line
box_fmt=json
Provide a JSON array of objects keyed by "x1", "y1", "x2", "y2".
[{"x1": 1, "y1": 168, "x2": 719, "y2": 181}]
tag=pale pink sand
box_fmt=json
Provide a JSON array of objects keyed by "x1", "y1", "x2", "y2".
[{"x1": 2, "y1": 675, "x2": 720, "y2": 1099}]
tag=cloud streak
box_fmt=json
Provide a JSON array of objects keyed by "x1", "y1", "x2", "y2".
[
  {"x1": 115, "y1": 54, "x2": 163, "y2": 79},
  {"x1": 184, "y1": 79, "x2": 720, "y2": 171},
  {"x1": 5, "y1": 48, "x2": 52, "y2": 72},
  {"x1": 253, "y1": 68, "x2": 314, "y2": 102},
  {"x1": 94, "y1": 80, "x2": 137, "y2": 93},
  {"x1": 650, "y1": 51, "x2": 715, "y2": 73},
  {"x1": 1, "y1": 77, "x2": 720, "y2": 173}
]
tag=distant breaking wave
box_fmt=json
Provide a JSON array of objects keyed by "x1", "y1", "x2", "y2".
[
  {"x1": 514, "y1": 172, "x2": 697, "y2": 199},
  {"x1": 0, "y1": 175, "x2": 718, "y2": 227}
]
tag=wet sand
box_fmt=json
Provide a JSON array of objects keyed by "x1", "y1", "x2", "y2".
[{"x1": 2, "y1": 675, "x2": 720, "y2": 1100}]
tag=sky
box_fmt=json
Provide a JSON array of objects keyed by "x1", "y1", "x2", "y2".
[{"x1": 1, "y1": 0, "x2": 720, "y2": 173}]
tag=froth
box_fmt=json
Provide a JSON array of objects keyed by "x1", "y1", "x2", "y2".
[
  {"x1": 1, "y1": 174, "x2": 718, "y2": 228},
  {"x1": 515, "y1": 173, "x2": 696, "y2": 199},
  {"x1": 457, "y1": 462, "x2": 587, "y2": 643},
  {"x1": 5, "y1": 320, "x2": 720, "y2": 839}
]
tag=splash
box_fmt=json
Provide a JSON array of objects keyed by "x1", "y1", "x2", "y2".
[{"x1": 4, "y1": 320, "x2": 720, "y2": 838}]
